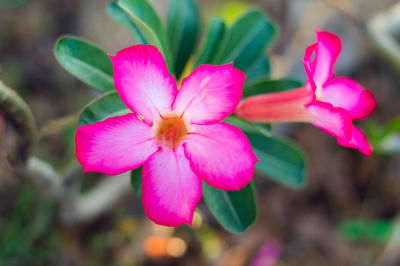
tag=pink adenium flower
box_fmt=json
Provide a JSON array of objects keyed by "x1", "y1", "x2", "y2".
[
  {"x1": 236, "y1": 31, "x2": 377, "y2": 156},
  {"x1": 75, "y1": 45, "x2": 258, "y2": 226}
]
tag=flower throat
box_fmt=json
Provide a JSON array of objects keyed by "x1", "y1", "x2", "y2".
[{"x1": 155, "y1": 116, "x2": 188, "y2": 148}]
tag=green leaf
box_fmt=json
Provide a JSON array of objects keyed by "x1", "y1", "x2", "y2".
[
  {"x1": 203, "y1": 181, "x2": 257, "y2": 233},
  {"x1": 107, "y1": 1, "x2": 148, "y2": 44},
  {"x1": 78, "y1": 91, "x2": 130, "y2": 127},
  {"x1": 251, "y1": 134, "x2": 306, "y2": 188},
  {"x1": 212, "y1": 10, "x2": 277, "y2": 72},
  {"x1": 130, "y1": 168, "x2": 142, "y2": 198},
  {"x1": 383, "y1": 116, "x2": 400, "y2": 138},
  {"x1": 167, "y1": 0, "x2": 200, "y2": 78},
  {"x1": 194, "y1": 17, "x2": 226, "y2": 67},
  {"x1": 338, "y1": 219, "x2": 393, "y2": 242},
  {"x1": 245, "y1": 56, "x2": 271, "y2": 82},
  {"x1": 225, "y1": 116, "x2": 306, "y2": 188},
  {"x1": 54, "y1": 36, "x2": 114, "y2": 93},
  {"x1": 243, "y1": 78, "x2": 303, "y2": 98},
  {"x1": 223, "y1": 115, "x2": 272, "y2": 137},
  {"x1": 117, "y1": 0, "x2": 173, "y2": 72}
]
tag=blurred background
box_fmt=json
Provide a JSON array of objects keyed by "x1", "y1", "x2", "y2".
[{"x1": 0, "y1": 0, "x2": 399, "y2": 265}]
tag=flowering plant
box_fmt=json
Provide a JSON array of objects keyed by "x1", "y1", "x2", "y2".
[{"x1": 51, "y1": 0, "x2": 377, "y2": 232}]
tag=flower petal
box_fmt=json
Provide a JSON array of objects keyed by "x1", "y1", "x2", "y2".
[
  {"x1": 183, "y1": 122, "x2": 257, "y2": 190},
  {"x1": 111, "y1": 45, "x2": 177, "y2": 124},
  {"x1": 302, "y1": 43, "x2": 318, "y2": 92},
  {"x1": 337, "y1": 126, "x2": 372, "y2": 157},
  {"x1": 173, "y1": 64, "x2": 246, "y2": 124},
  {"x1": 142, "y1": 146, "x2": 202, "y2": 226},
  {"x1": 75, "y1": 113, "x2": 158, "y2": 175},
  {"x1": 307, "y1": 101, "x2": 352, "y2": 140},
  {"x1": 312, "y1": 30, "x2": 342, "y2": 85},
  {"x1": 320, "y1": 77, "x2": 377, "y2": 120},
  {"x1": 235, "y1": 86, "x2": 314, "y2": 123}
]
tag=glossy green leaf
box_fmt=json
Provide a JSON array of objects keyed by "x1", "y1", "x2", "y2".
[
  {"x1": 194, "y1": 17, "x2": 226, "y2": 67},
  {"x1": 167, "y1": 0, "x2": 200, "y2": 78},
  {"x1": 225, "y1": 116, "x2": 306, "y2": 188},
  {"x1": 212, "y1": 10, "x2": 277, "y2": 72},
  {"x1": 117, "y1": 0, "x2": 173, "y2": 71},
  {"x1": 130, "y1": 168, "x2": 142, "y2": 198},
  {"x1": 107, "y1": 1, "x2": 147, "y2": 44},
  {"x1": 339, "y1": 219, "x2": 393, "y2": 242},
  {"x1": 78, "y1": 91, "x2": 130, "y2": 127},
  {"x1": 203, "y1": 181, "x2": 257, "y2": 233},
  {"x1": 243, "y1": 78, "x2": 303, "y2": 98},
  {"x1": 54, "y1": 36, "x2": 114, "y2": 93},
  {"x1": 251, "y1": 133, "x2": 305, "y2": 188},
  {"x1": 245, "y1": 56, "x2": 271, "y2": 82}
]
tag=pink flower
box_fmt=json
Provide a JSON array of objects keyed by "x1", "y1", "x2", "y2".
[
  {"x1": 75, "y1": 45, "x2": 258, "y2": 226},
  {"x1": 250, "y1": 240, "x2": 282, "y2": 266},
  {"x1": 236, "y1": 30, "x2": 377, "y2": 156}
]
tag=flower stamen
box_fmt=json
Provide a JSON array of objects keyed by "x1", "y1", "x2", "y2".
[{"x1": 155, "y1": 116, "x2": 188, "y2": 148}]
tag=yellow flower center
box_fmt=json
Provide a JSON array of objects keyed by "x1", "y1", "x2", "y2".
[{"x1": 155, "y1": 115, "x2": 188, "y2": 148}]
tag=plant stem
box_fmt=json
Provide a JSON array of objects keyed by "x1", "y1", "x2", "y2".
[{"x1": 0, "y1": 80, "x2": 37, "y2": 165}]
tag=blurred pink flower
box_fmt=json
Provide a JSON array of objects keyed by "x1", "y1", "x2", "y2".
[
  {"x1": 75, "y1": 45, "x2": 257, "y2": 226},
  {"x1": 250, "y1": 240, "x2": 282, "y2": 266},
  {"x1": 236, "y1": 31, "x2": 377, "y2": 156}
]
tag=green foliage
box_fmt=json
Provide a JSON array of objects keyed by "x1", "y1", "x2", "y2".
[
  {"x1": 116, "y1": 0, "x2": 174, "y2": 72},
  {"x1": 54, "y1": 36, "x2": 115, "y2": 93},
  {"x1": 339, "y1": 219, "x2": 393, "y2": 242},
  {"x1": 243, "y1": 78, "x2": 302, "y2": 98},
  {"x1": 245, "y1": 56, "x2": 271, "y2": 82},
  {"x1": 78, "y1": 91, "x2": 130, "y2": 127},
  {"x1": 167, "y1": 0, "x2": 201, "y2": 78},
  {"x1": 225, "y1": 116, "x2": 306, "y2": 188},
  {"x1": 383, "y1": 117, "x2": 400, "y2": 137},
  {"x1": 249, "y1": 133, "x2": 306, "y2": 188},
  {"x1": 107, "y1": 1, "x2": 148, "y2": 44},
  {"x1": 212, "y1": 10, "x2": 277, "y2": 74},
  {"x1": 366, "y1": 116, "x2": 400, "y2": 154},
  {"x1": 130, "y1": 168, "x2": 142, "y2": 198},
  {"x1": 194, "y1": 17, "x2": 226, "y2": 67},
  {"x1": 203, "y1": 182, "x2": 257, "y2": 233}
]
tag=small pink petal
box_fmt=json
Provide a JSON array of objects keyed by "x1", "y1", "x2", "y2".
[
  {"x1": 75, "y1": 113, "x2": 159, "y2": 175},
  {"x1": 184, "y1": 122, "x2": 257, "y2": 191},
  {"x1": 250, "y1": 240, "x2": 282, "y2": 266},
  {"x1": 320, "y1": 77, "x2": 377, "y2": 120},
  {"x1": 173, "y1": 64, "x2": 246, "y2": 124},
  {"x1": 312, "y1": 30, "x2": 342, "y2": 85},
  {"x1": 111, "y1": 45, "x2": 177, "y2": 124},
  {"x1": 142, "y1": 146, "x2": 202, "y2": 226},
  {"x1": 307, "y1": 101, "x2": 352, "y2": 140},
  {"x1": 337, "y1": 126, "x2": 373, "y2": 156},
  {"x1": 235, "y1": 86, "x2": 315, "y2": 123},
  {"x1": 302, "y1": 43, "x2": 318, "y2": 92}
]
